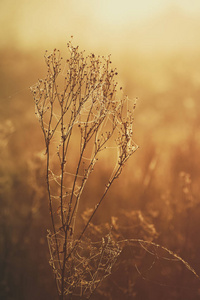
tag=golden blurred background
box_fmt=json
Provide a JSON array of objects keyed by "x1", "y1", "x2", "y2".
[{"x1": 1, "y1": 0, "x2": 200, "y2": 299}]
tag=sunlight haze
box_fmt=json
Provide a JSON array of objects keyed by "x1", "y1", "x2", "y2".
[
  {"x1": 1, "y1": 0, "x2": 200, "y2": 51},
  {"x1": 1, "y1": 1, "x2": 200, "y2": 299}
]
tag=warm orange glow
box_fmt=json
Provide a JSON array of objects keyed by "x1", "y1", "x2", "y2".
[
  {"x1": 1, "y1": 1, "x2": 200, "y2": 299},
  {"x1": 1, "y1": 0, "x2": 200, "y2": 51}
]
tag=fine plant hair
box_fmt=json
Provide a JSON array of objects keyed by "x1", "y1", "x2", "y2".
[{"x1": 31, "y1": 40, "x2": 138, "y2": 299}]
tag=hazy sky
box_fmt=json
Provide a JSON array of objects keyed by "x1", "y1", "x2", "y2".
[
  {"x1": 1, "y1": 0, "x2": 200, "y2": 51},
  {"x1": 74, "y1": 0, "x2": 200, "y2": 23}
]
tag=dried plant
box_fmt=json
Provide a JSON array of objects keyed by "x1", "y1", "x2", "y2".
[
  {"x1": 31, "y1": 40, "x2": 200, "y2": 300},
  {"x1": 31, "y1": 40, "x2": 138, "y2": 299}
]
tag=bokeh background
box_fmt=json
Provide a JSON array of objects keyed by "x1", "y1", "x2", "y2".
[{"x1": 1, "y1": 0, "x2": 200, "y2": 299}]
